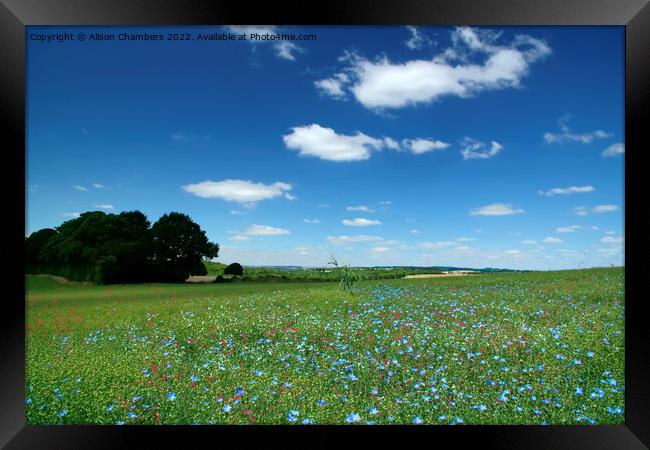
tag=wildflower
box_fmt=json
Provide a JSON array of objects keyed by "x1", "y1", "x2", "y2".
[
  {"x1": 301, "y1": 418, "x2": 314, "y2": 424},
  {"x1": 345, "y1": 413, "x2": 361, "y2": 423},
  {"x1": 58, "y1": 409, "x2": 68, "y2": 417},
  {"x1": 575, "y1": 387, "x2": 583, "y2": 396},
  {"x1": 317, "y1": 399, "x2": 327, "y2": 406},
  {"x1": 412, "y1": 417, "x2": 423, "y2": 424},
  {"x1": 235, "y1": 387, "x2": 245, "y2": 396},
  {"x1": 127, "y1": 412, "x2": 137, "y2": 419},
  {"x1": 167, "y1": 392, "x2": 176, "y2": 401},
  {"x1": 222, "y1": 405, "x2": 232, "y2": 412},
  {"x1": 106, "y1": 404, "x2": 115, "y2": 412},
  {"x1": 586, "y1": 351, "x2": 595, "y2": 358},
  {"x1": 369, "y1": 407, "x2": 378, "y2": 415},
  {"x1": 590, "y1": 388, "x2": 605, "y2": 399}
]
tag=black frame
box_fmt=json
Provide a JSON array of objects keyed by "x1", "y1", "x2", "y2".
[{"x1": 3, "y1": 0, "x2": 648, "y2": 448}]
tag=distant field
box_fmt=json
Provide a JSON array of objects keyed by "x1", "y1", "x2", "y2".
[{"x1": 25, "y1": 268, "x2": 624, "y2": 425}]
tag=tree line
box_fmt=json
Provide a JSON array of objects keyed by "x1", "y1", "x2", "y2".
[{"x1": 25, "y1": 211, "x2": 219, "y2": 284}]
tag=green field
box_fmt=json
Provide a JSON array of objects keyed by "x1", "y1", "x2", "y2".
[{"x1": 25, "y1": 268, "x2": 624, "y2": 425}]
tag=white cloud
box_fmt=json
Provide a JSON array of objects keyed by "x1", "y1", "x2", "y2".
[
  {"x1": 592, "y1": 204, "x2": 619, "y2": 213},
  {"x1": 538, "y1": 185, "x2": 595, "y2": 196},
  {"x1": 602, "y1": 235, "x2": 624, "y2": 244},
  {"x1": 229, "y1": 235, "x2": 250, "y2": 241},
  {"x1": 230, "y1": 210, "x2": 247, "y2": 215},
  {"x1": 402, "y1": 138, "x2": 450, "y2": 154},
  {"x1": 556, "y1": 225, "x2": 581, "y2": 233},
  {"x1": 378, "y1": 200, "x2": 392, "y2": 205},
  {"x1": 371, "y1": 246, "x2": 391, "y2": 253},
  {"x1": 94, "y1": 204, "x2": 114, "y2": 210},
  {"x1": 602, "y1": 143, "x2": 624, "y2": 157},
  {"x1": 274, "y1": 41, "x2": 304, "y2": 61},
  {"x1": 92, "y1": 183, "x2": 104, "y2": 189},
  {"x1": 470, "y1": 203, "x2": 524, "y2": 216},
  {"x1": 574, "y1": 206, "x2": 589, "y2": 216},
  {"x1": 456, "y1": 237, "x2": 477, "y2": 242},
  {"x1": 456, "y1": 246, "x2": 475, "y2": 251},
  {"x1": 242, "y1": 224, "x2": 290, "y2": 236},
  {"x1": 316, "y1": 27, "x2": 551, "y2": 110},
  {"x1": 304, "y1": 219, "x2": 321, "y2": 224},
  {"x1": 347, "y1": 205, "x2": 375, "y2": 213},
  {"x1": 521, "y1": 240, "x2": 537, "y2": 244},
  {"x1": 460, "y1": 138, "x2": 503, "y2": 160},
  {"x1": 327, "y1": 235, "x2": 384, "y2": 245},
  {"x1": 505, "y1": 249, "x2": 522, "y2": 255},
  {"x1": 61, "y1": 212, "x2": 81, "y2": 218},
  {"x1": 404, "y1": 26, "x2": 433, "y2": 50},
  {"x1": 73, "y1": 185, "x2": 87, "y2": 191},
  {"x1": 543, "y1": 236, "x2": 563, "y2": 243},
  {"x1": 543, "y1": 115, "x2": 611, "y2": 144},
  {"x1": 283, "y1": 124, "x2": 385, "y2": 162},
  {"x1": 225, "y1": 26, "x2": 304, "y2": 61},
  {"x1": 342, "y1": 218, "x2": 382, "y2": 227},
  {"x1": 410, "y1": 229, "x2": 421, "y2": 234},
  {"x1": 182, "y1": 179, "x2": 293, "y2": 205}
]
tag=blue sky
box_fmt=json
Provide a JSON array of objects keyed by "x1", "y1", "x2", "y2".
[{"x1": 26, "y1": 26, "x2": 625, "y2": 270}]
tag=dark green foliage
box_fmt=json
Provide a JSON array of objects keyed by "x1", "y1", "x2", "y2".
[
  {"x1": 26, "y1": 211, "x2": 218, "y2": 284},
  {"x1": 149, "y1": 212, "x2": 219, "y2": 282},
  {"x1": 224, "y1": 262, "x2": 244, "y2": 277}
]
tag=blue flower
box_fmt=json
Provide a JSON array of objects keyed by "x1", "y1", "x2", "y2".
[
  {"x1": 586, "y1": 351, "x2": 595, "y2": 358},
  {"x1": 58, "y1": 409, "x2": 68, "y2": 417},
  {"x1": 289, "y1": 409, "x2": 299, "y2": 416},
  {"x1": 301, "y1": 418, "x2": 314, "y2": 425},
  {"x1": 575, "y1": 387, "x2": 583, "y2": 396},
  {"x1": 590, "y1": 388, "x2": 605, "y2": 398},
  {"x1": 317, "y1": 399, "x2": 327, "y2": 406},
  {"x1": 167, "y1": 392, "x2": 177, "y2": 401},
  {"x1": 412, "y1": 417, "x2": 423, "y2": 424},
  {"x1": 369, "y1": 407, "x2": 378, "y2": 415},
  {"x1": 25, "y1": 398, "x2": 32, "y2": 405},
  {"x1": 533, "y1": 410, "x2": 542, "y2": 415},
  {"x1": 235, "y1": 387, "x2": 245, "y2": 396},
  {"x1": 106, "y1": 404, "x2": 115, "y2": 412},
  {"x1": 222, "y1": 405, "x2": 232, "y2": 412},
  {"x1": 116, "y1": 421, "x2": 125, "y2": 425},
  {"x1": 127, "y1": 412, "x2": 137, "y2": 419},
  {"x1": 345, "y1": 413, "x2": 361, "y2": 423}
]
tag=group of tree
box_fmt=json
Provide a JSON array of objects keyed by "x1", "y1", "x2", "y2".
[{"x1": 25, "y1": 211, "x2": 219, "y2": 284}]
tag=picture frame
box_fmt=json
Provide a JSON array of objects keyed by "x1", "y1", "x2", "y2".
[{"x1": 3, "y1": 0, "x2": 647, "y2": 447}]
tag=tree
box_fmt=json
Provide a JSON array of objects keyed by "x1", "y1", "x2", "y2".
[
  {"x1": 25, "y1": 228, "x2": 58, "y2": 271},
  {"x1": 149, "y1": 212, "x2": 219, "y2": 282},
  {"x1": 224, "y1": 262, "x2": 244, "y2": 277}
]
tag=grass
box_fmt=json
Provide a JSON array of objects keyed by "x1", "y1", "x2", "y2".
[{"x1": 25, "y1": 267, "x2": 624, "y2": 425}]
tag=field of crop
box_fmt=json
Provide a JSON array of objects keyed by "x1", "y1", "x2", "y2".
[{"x1": 25, "y1": 268, "x2": 624, "y2": 425}]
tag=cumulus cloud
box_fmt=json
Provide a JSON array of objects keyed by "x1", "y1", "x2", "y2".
[
  {"x1": 61, "y1": 212, "x2": 81, "y2": 218},
  {"x1": 574, "y1": 206, "x2": 590, "y2": 216},
  {"x1": 404, "y1": 26, "x2": 433, "y2": 50},
  {"x1": 283, "y1": 124, "x2": 450, "y2": 161},
  {"x1": 460, "y1": 137, "x2": 503, "y2": 160},
  {"x1": 538, "y1": 185, "x2": 595, "y2": 196},
  {"x1": 242, "y1": 224, "x2": 291, "y2": 236},
  {"x1": 521, "y1": 240, "x2": 538, "y2": 244},
  {"x1": 542, "y1": 236, "x2": 563, "y2": 243},
  {"x1": 456, "y1": 237, "x2": 477, "y2": 242},
  {"x1": 283, "y1": 124, "x2": 384, "y2": 162},
  {"x1": 315, "y1": 26, "x2": 551, "y2": 110},
  {"x1": 347, "y1": 205, "x2": 375, "y2": 213},
  {"x1": 470, "y1": 203, "x2": 524, "y2": 216},
  {"x1": 327, "y1": 235, "x2": 384, "y2": 245},
  {"x1": 342, "y1": 218, "x2": 382, "y2": 226},
  {"x1": 225, "y1": 26, "x2": 304, "y2": 61},
  {"x1": 543, "y1": 115, "x2": 611, "y2": 144},
  {"x1": 602, "y1": 235, "x2": 624, "y2": 244},
  {"x1": 556, "y1": 225, "x2": 581, "y2": 233},
  {"x1": 602, "y1": 143, "x2": 624, "y2": 157},
  {"x1": 402, "y1": 138, "x2": 450, "y2": 154},
  {"x1": 304, "y1": 219, "x2": 321, "y2": 224},
  {"x1": 410, "y1": 229, "x2": 421, "y2": 234},
  {"x1": 592, "y1": 204, "x2": 619, "y2": 214},
  {"x1": 182, "y1": 179, "x2": 293, "y2": 205},
  {"x1": 229, "y1": 235, "x2": 250, "y2": 241},
  {"x1": 73, "y1": 185, "x2": 87, "y2": 191},
  {"x1": 94, "y1": 204, "x2": 114, "y2": 210},
  {"x1": 92, "y1": 183, "x2": 104, "y2": 189}
]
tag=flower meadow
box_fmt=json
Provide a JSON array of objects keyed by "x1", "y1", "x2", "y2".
[{"x1": 25, "y1": 268, "x2": 624, "y2": 425}]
